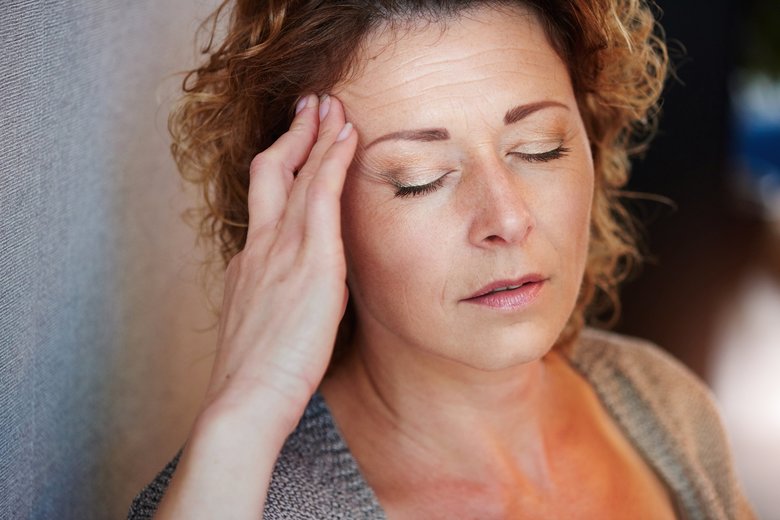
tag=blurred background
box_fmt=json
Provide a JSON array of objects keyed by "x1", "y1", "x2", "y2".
[
  {"x1": 614, "y1": 1, "x2": 780, "y2": 518},
  {"x1": 0, "y1": 0, "x2": 777, "y2": 518}
]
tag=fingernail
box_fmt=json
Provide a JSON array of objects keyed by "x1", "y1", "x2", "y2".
[
  {"x1": 295, "y1": 96, "x2": 308, "y2": 115},
  {"x1": 295, "y1": 94, "x2": 316, "y2": 115},
  {"x1": 336, "y1": 122, "x2": 353, "y2": 142},
  {"x1": 319, "y1": 94, "x2": 331, "y2": 121}
]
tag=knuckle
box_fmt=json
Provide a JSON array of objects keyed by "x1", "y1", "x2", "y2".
[
  {"x1": 318, "y1": 150, "x2": 341, "y2": 170},
  {"x1": 245, "y1": 221, "x2": 276, "y2": 248},
  {"x1": 288, "y1": 117, "x2": 318, "y2": 141},
  {"x1": 227, "y1": 245, "x2": 267, "y2": 285},
  {"x1": 239, "y1": 242, "x2": 260, "y2": 263},
  {"x1": 225, "y1": 251, "x2": 244, "y2": 276},
  {"x1": 248, "y1": 151, "x2": 278, "y2": 178},
  {"x1": 268, "y1": 232, "x2": 301, "y2": 259},
  {"x1": 317, "y1": 123, "x2": 338, "y2": 141},
  {"x1": 306, "y1": 178, "x2": 329, "y2": 202}
]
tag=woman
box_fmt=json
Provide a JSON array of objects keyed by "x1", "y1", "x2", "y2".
[{"x1": 128, "y1": 0, "x2": 754, "y2": 518}]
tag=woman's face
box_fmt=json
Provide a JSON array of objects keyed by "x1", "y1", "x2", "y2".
[{"x1": 334, "y1": 5, "x2": 594, "y2": 370}]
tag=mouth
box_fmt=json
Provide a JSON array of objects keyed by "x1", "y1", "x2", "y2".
[{"x1": 465, "y1": 274, "x2": 548, "y2": 300}]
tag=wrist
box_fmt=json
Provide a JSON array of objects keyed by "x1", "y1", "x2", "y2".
[
  {"x1": 155, "y1": 397, "x2": 294, "y2": 519},
  {"x1": 194, "y1": 388, "x2": 304, "y2": 450}
]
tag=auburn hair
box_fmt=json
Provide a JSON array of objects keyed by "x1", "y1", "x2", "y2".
[{"x1": 170, "y1": 0, "x2": 668, "y2": 366}]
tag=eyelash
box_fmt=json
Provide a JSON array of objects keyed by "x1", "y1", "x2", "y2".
[
  {"x1": 508, "y1": 145, "x2": 571, "y2": 163},
  {"x1": 394, "y1": 177, "x2": 447, "y2": 198},
  {"x1": 393, "y1": 145, "x2": 571, "y2": 198}
]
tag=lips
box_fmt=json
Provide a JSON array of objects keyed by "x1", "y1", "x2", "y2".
[{"x1": 465, "y1": 274, "x2": 548, "y2": 300}]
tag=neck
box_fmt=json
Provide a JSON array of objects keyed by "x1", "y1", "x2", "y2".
[{"x1": 319, "y1": 325, "x2": 579, "y2": 487}]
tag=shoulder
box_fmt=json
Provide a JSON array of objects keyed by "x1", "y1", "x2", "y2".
[
  {"x1": 570, "y1": 327, "x2": 716, "y2": 423},
  {"x1": 567, "y1": 327, "x2": 755, "y2": 519},
  {"x1": 569, "y1": 326, "x2": 726, "y2": 460}
]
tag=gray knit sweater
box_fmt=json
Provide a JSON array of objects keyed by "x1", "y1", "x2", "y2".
[{"x1": 127, "y1": 327, "x2": 755, "y2": 519}]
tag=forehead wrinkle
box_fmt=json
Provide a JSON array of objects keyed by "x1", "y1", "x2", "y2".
[
  {"x1": 388, "y1": 45, "x2": 545, "y2": 71},
  {"x1": 342, "y1": 12, "x2": 563, "y2": 93},
  {"x1": 345, "y1": 68, "x2": 537, "y2": 114},
  {"x1": 365, "y1": 46, "x2": 554, "y2": 83},
  {"x1": 346, "y1": 52, "x2": 562, "y2": 107}
]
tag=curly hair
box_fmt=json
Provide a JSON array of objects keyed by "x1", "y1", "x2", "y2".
[{"x1": 170, "y1": 0, "x2": 668, "y2": 367}]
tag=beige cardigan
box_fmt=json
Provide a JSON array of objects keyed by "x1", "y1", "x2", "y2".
[{"x1": 128, "y1": 327, "x2": 755, "y2": 519}]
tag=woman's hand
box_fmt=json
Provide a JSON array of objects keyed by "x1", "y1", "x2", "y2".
[
  {"x1": 152, "y1": 95, "x2": 356, "y2": 520},
  {"x1": 199, "y1": 94, "x2": 357, "y2": 432}
]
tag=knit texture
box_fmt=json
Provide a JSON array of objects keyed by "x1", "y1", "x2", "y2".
[{"x1": 127, "y1": 327, "x2": 755, "y2": 519}]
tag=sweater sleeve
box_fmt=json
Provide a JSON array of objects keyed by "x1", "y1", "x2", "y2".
[{"x1": 126, "y1": 448, "x2": 183, "y2": 520}]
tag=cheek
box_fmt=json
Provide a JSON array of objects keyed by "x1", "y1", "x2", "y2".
[
  {"x1": 526, "y1": 161, "x2": 593, "y2": 274},
  {"x1": 554, "y1": 169, "x2": 593, "y2": 272},
  {"x1": 340, "y1": 178, "x2": 446, "y2": 308},
  {"x1": 567, "y1": 173, "x2": 593, "y2": 244}
]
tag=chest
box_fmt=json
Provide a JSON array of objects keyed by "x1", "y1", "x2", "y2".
[
  {"x1": 371, "y1": 410, "x2": 680, "y2": 520},
  {"x1": 377, "y1": 457, "x2": 679, "y2": 520}
]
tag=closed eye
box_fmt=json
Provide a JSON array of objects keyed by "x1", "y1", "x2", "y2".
[
  {"x1": 509, "y1": 145, "x2": 570, "y2": 162},
  {"x1": 393, "y1": 175, "x2": 448, "y2": 198},
  {"x1": 392, "y1": 144, "x2": 569, "y2": 198}
]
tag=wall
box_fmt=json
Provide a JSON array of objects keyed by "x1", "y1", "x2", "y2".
[{"x1": 0, "y1": 1, "x2": 217, "y2": 517}]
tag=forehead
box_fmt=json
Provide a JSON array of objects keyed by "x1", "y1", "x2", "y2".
[{"x1": 333, "y1": 5, "x2": 573, "y2": 134}]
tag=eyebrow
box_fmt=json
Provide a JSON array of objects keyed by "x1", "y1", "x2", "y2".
[
  {"x1": 504, "y1": 100, "x2": 568, "y2": 125},
  {"x1": 365, "y1": 128, "x2": 450, "y2": 149},
  {"x1": 364, "y1": 100, "x2": 569, "y2": 149}
]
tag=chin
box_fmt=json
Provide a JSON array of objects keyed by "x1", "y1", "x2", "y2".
[{"x1": 439, "y1": 322, "x2": 559, "y2": 372}]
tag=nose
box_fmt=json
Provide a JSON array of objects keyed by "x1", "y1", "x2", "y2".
[{"x1": 464, "y1": 158, "x2": 534, "y2": 247}]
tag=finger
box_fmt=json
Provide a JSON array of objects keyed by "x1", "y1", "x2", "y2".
[
  {"x1": 303, "y1": 121, "x2": 357, "y2": 260},
  {"x1": 275, "y1": 95, "x2": 348, "y2": 243},
  {"x1": 293, "y1": 94, "x2": 347, "y2": 183},
  {"x1": 246, "y1": 94, "x2": 319, "y2": 239}
]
